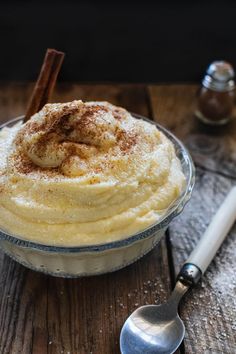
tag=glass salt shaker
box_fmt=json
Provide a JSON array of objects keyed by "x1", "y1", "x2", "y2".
[{"x1": 195, "y1": 61, "x2": 235, "y2": 125}]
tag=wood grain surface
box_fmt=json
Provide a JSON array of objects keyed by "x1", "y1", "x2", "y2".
[{"x1": 0, "y1": 83, "x2": 235, "y2": 353}]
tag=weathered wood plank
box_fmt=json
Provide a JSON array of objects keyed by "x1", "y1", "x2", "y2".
[
  {"x1": 149, "y1": 84, "x2": 236, "y2": 353},
  {"x1": 0, "y1": 83, "x2": 171, "y2": 354},
  {"x1": 0, "y1": 82, "x2": 150, "y2": 124}
]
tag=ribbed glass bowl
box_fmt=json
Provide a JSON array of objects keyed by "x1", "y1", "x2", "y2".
[{"x1": 0, "y1": 114, "x2": 195, "y2": 277}]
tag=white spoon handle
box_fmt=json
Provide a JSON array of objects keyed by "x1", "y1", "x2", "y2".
[{"x1": 186, "y1": 186, "x2": 236, "y2": 274}]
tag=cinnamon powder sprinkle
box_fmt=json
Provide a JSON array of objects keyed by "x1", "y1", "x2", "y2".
[{"x1": 10, "y1": 100, "x2": 140, "y2": 177}]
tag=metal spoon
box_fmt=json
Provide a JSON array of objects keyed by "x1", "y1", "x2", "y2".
[{"x1": 120, "y1": 187, "x2": 236, "y2": 354}]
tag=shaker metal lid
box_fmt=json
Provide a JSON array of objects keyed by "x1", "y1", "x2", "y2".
[{"x1": 202, "y1": 61, "x2": 235, "y2": 92}]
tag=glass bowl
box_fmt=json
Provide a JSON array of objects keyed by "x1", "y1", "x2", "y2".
[{"x1": 0, "y1": 114, "x2": 195, "y2": 277}]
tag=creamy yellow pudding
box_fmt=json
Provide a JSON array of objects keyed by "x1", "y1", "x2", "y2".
[{"x1": 0, "y1": 100, "x2": 185, "y2": 246}]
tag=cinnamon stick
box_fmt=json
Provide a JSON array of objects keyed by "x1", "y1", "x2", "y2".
[{"x1": 24, "y1": 48, "x2": 65, "y2": 122}]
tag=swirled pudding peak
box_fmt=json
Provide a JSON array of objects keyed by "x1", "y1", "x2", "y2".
[{"x1": 12, "y1": 100, "x2": 142, "y2": 177}]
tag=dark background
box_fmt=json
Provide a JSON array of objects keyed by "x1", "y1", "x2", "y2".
[{"x1": 1, "y1": 1, "x2": 236, "y2": 83}]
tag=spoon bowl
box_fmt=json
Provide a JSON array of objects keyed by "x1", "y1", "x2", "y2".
[
  {"x1": 120, "y1": 280, "x2": 189, "y2": 354},
  {"x1": 120, "y1": 304, "x2": 185, "y2": 354}
]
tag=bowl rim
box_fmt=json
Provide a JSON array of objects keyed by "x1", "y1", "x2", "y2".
[{"x1": 0, "y1": 113, "x2": 195, "y2": 253}]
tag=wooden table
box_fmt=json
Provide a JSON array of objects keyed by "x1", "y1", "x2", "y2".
[{"x1": 0, "y1": 83, "x2": 235, "y2": 354}]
